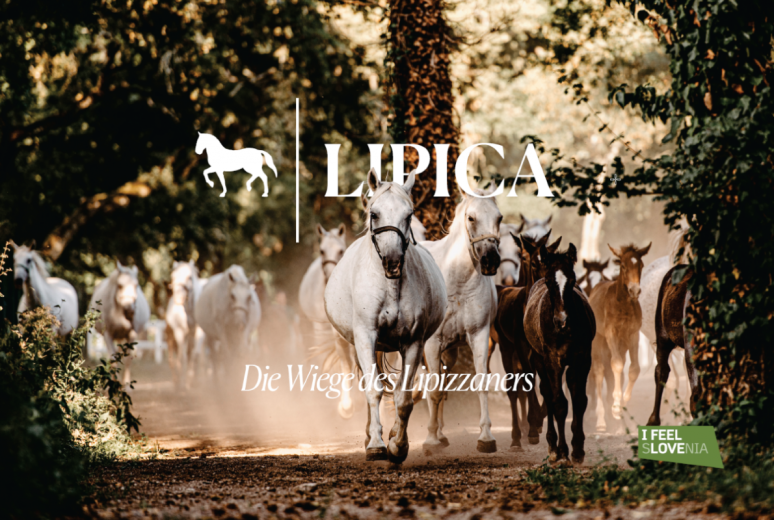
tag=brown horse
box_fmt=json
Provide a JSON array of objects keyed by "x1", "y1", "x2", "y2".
[
  {"x1": 588, "y1": 243, "x2": 650, "y2": 431},
  {"x1": 524, "y1": 243, "x2": 595, "y2": 463},
  {"x1": 491, "y1": 232, "x2": 559, "y2": 449},
  {"x1": 578, "y1": 259, "x2": 610, "y2": 296},
  {"x1": 647, "y1": 265, "x2": 697, "y2": 425}
]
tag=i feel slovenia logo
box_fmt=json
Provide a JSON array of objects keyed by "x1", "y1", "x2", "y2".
[{"x1": 638, "y1": 426, "x2": 724, "y2": 469}]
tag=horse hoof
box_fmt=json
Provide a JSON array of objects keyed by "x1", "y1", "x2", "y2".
[
  {"x1": 528, "y1": 436, "x2": 540, "y2": 445},
  {"x1": 571, "y1": 454, "x2": 585, "y2": 465},
  {"x1": 388, "y1": 441, "x2": 408, "y2": 464},
  {"x1": 477, "y1": 439, "x2": 497, "y2": 453},
  {"x1": 509, "y1": 444, "x2": 523, "y2": 452},
  {"x1": 366, "y1": 447, "x2": 388, "y2": 461},
  {"x1": 596, "y1": 424, "x2": 607, "y2": 433},
  {"x1": 439, "y1": 437, "x2": 450, "y2": 448},
  {"x1": 422, "y1": 442, "x2": 444, "y2": 456}
]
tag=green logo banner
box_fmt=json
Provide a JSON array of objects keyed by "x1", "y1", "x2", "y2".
[{"x1": 638, "y1": 426, "x2": 724, "y2": 469}]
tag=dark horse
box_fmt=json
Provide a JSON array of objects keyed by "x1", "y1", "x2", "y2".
[
  {"x1": 578, "y1": 259, "x2": 610, "y2": 296},
  {"x1": 524, "y1": 243, "x2": 595, "y2": 463},
  {"x1": 647, "y1": 265, "x2": 698, "y2": 425},
  {"x1": 490, "y1": 232, "x2": 560, "y2": 449}
]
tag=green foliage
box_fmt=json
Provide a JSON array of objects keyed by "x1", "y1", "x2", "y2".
[
  {"x1": 543, "y1": 0, "x2": 774, "y2": 440},
  {"x1": 0, "y1": 0, "x2": 378, "y2": 301},
  {"x1": 0, "y1": 305, "x2": 141, "y2": 516},
  {"x1": 525, "y1": 441, "x2": 774, "y2": 514}
]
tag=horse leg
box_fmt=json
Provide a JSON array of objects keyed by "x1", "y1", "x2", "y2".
[
  {"x1": 202, "y1": 166, "x2": 216, "y2": 188},
  {"x1": 647, "y1": 337, "x2": 674, "y2": 426},
  {"x1": 387, "y1": 341, "x2": 422, "y2": 464},
  {"x1": 591, "y1": 335, "x2": 608, "y2": 431},
  {"x1": 548, "y1": 362, "x2": 570, "y2": 461},
  {"x1": 335, "y1": 336, "x2": 354, "y2": 419},
  {"x1": 499, "y1": 337, "x2": 523, "y2": 449},
  {"x1": 470, "y1": 328, "x2": 496, "y2": 453},
  {"x1": 437, "y1": 348, "x2": 457, "y2": 446},
  {"x1": 539, "y1": 367, "x2": 558, "y2": 458},
  {"x1": 623, "y1": 332, "x2": 641, "y2": 405},
  {"x1": 353, "y1": 328, "x2": 386, "y2": 460},
  {"x1": 214, "y1": 171, "x2": 227, "y2": 197},
  {"x1": 683, "y1": 338, "x2": 699, "y2": 420},
  {"x1": 423, "y1": 336, "x2": 446, "y2": 453},
  {"x1": 567, "y1": 352, "x2": 591, "y2": 464},
  {"x1": 608, "y1": 335, "x2": 626, "y2": 420}
]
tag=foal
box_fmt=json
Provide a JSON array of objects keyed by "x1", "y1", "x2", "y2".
[
  {"x1": 578, "y1": 259, "x2": 610, "y2": 297},
  {"x1": 647, "y1": 265, "x2": 697, "y2": 425},
  {"x1": 492, "y1": 232, "x2": 559, "y2": 448},
  {"x1": 588, "y1": 243, "x2": 650, "y2": 431},
  {"x1": 523, "y1": 243, "x2": 595, "y2": 463}
]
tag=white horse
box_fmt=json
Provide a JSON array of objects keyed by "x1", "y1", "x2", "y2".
[
  {"x1": 421, "y1": 188, "x2": 503, "y2": 454},
  {"x1": 639, "y1": 221, "x2": 691, "y2": 393},
  {"x1": 520, "y1": 214, "x2": 552, "y2": 239},
  {"x1": 410, "y1": 219, "x2": 427, "y2": 242},
  {"x1": 495, "y1": 223, "x2": 523, "y2": 286},
  {"x1": 195, "y1": 265, "x2": 261, "y2": 377},
  {"x1": 12, "y1": 242, "x2": 79, "y2": 336},
  {"x1": 89, "y1": 262, "x2": 151, "y2": 385},
  {"x1": 325, "y1": 168, "x2": 447, "y2": 463},
  {"x1": 195, "y1": 132, "x2": 278, "y2": 197},
  {"x1": 165, "y1": 261, "x2": 204, "y2": 389},
  {"x1": 298, "y1": 223, "x2": 355, "y2": 419}
]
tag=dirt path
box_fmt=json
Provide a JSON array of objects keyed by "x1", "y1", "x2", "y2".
[{"x1": 85, "y1": 354, "x2": 706, "y2": 519}]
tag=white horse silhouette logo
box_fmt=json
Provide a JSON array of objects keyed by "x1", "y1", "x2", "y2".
[{"x1": 195, "y1": 132, "x2": 278, "y2": 197}]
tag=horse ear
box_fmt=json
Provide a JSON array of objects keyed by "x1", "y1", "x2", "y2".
[
  {"x1": 367, "y1": 167, "x2": 381, "y2": 193},
  {"x1": 545, "y1": 215, "x2": 552, "y2": 225},
  {"x1": 116, "y1": 260, "x2": 123, "y2": 270},
  {"x1": 582, "y1": 259, "x2": 590, "y2": 269},
  {"x1": 536, "y1": 229, "x2": 552, "y2": 249},
  {"x1": 608, "y1": 244, "x2": 621, "y2": 257},
  {"x1": 639, "y1": 241, "x2": 652, "y2": 257},
  {"x1": 27, "y1": 239, "x2": 36, "y2": 250},
  {"x1": 228, "y1": 271, "x2": 235, "y2": 282},
  {"x1": 316, "y1": 224, "x2": 326, "y2": 237},
  {"x1": 602, "y1": 259, "x2": 609, "y2": 268},
  {"x1": 403, "y1": 169, "x2": 417, "y2": 193},
  {"x1": 361, "y1": 190, "x2": 369, "y2": 210},
  {"x1": 511, "y1": 233, "x2": 522, "y2": 251},
  {"x1": 519, "y1": 213, "x2": 527, "y2": 224},
  {"x1": 538, "y1": 244, "x2": 548, "y2": 264},
  {"x1": 547, "y1": 236, "x2": 562, "y2": 253},
  {"x1": 515, "y1": 221, "x2": 525, "y2": 234},
  {"x1": 9, "y1": 240, "x2": 18, "y2": 251},
  {"x1": 567, "y1": 243, "x2": 578, "y2": 264},
  {"x1": 336, "y1": 223, "x2": 346, "y2": 236}
]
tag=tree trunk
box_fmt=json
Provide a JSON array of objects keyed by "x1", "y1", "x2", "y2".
[{"x1": 385, "y1": 0, "x2": 459, "y2": 239}]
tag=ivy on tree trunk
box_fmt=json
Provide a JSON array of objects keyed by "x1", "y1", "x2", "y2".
[{"x1": 385, "y1": 0, "x2": 459, "y2": 239}]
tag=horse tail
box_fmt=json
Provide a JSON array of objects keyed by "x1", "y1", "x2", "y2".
[{"x1": 261, "y1": 152, "x2": 278, "y2": 177}]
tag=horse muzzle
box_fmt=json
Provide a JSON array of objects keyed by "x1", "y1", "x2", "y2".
[
  {"x1": 14, "y1": 275, "x2": 25, "y2": 289},
  {"x1": 553, "y1": 311, "x2": 568, "y2": 330},
  {"x1": 480, "y1": 250, "x2": 501, "y2": 276},
  {"x1": 382, "y1": 255, "x2": 405, "y2": 280},
  {"x1": 627, "y1": 283, "x2": 641, "y2": 299}
]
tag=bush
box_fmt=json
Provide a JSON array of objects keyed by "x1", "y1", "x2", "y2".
[{"x1": 0, "y1": 303, "x2": 141, "y2": 517}]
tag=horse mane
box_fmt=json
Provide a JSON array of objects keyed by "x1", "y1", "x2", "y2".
[
  {"x1": 17, "y1": 247, "x2": 50, "y2": 278},
  {"x1": 667, "y1": 218, "x2": 691, "y2": 265},
  {"x1": 611, "y1": 244, "x2": 640, "y2": 265},
  {"x1": 367, "y1": 183, "x2": 414, "y2": 212}
]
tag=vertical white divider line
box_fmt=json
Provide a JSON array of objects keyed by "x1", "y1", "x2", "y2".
[{"x1": 296, "y1": 98, "x2": 300, "y2": 243}]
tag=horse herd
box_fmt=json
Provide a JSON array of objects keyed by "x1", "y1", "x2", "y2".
[{"x1": 9, "y1": 170, "x2": 695, "y2": 465}]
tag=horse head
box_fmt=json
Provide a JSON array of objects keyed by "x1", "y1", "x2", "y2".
[
  {"x1": 225, "y1": 265, "x2": 253, "y2": 323},
  {"x1": 520, "y1": 213, "x2": 552, "y2": 240},
  {"x1": 608, "y1": 242, "x2": 651, "y2": 299},
  {"x1": 539, "y1": 242, "x2": 578, "y2": 331},
  {"x1": 11, "y1": 241, "x2": 44, "y2": 289},
  {"x1": 115, "y1": 262, "x2": 141, "y2": 320},
  {"x1": 195, "y1": 132, "x2": 212, "y2": 155},
  {"x1": 515, "y1": 231, "x2": 559, "y2": 282},
  {"x1": 365, "y1": 167, "x2": 416, "y2": 279},
  {"x1": 581, "y1": 258, "x2": 610, "y2": 290},
  {"x1": 460, "y1": 187, "x2": 502, "y2": 276},
  {"x1": 498, "y1": 223, "x2": 523, "y2": 286},
  {"x1": 316, "y1": 223, "x2": 347, "y2": 283},
  {"x1": 170, "y1": 260, "x2": 197, "y2": 306}
]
